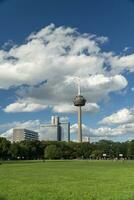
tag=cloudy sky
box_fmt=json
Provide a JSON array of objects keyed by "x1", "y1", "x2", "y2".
[{"x1": 0, "y1": 0, "x2": 134, "y2": 141}]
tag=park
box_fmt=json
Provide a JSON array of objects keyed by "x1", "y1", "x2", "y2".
[
  {"x1": 0, "y1": 160, "x2": 134, "y2": 200},
  {"x1": 0, "y1": 1, "x2": 134, "y2": 200},
  {"x1": 1, "y1": 136, "x2": 134, "y2": 200}
]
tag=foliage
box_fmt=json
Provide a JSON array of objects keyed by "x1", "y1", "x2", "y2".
[
  {"x1": 44, "y1": 144, "x2": 62, "y2": 159},
  {"x1": 0, "y1": 137, "x2": 134, "y2": 160},
  {"x1": 0, "y1": 137, "x2": 11, "y2": 160}
]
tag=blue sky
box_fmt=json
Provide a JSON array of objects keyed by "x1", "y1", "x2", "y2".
[{"x1": 0, "y1": 0, "x2": 134, "y2": 141}]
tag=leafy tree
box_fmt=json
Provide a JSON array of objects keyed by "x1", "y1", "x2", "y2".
[
  {"x1": 0, "y1": 137, "x2": 11, "y2": 160},
  {"x1": 127, "y1": 140, "x2": 134, "y2": 159},
  {"x1": 10, "y1": 142, "x2": 21, "y2": 159},
  {"x1": 44, "y1": 144, "x2": 62, "y2": 159},
  {"x1": 90, "y1": 149, "x2": 104, "y2": 159},
  {"x1": 76, "y1": 142, "x2": 91, "y2": 159},
  {"x1": 0, "y1": 137, "x2": 133, "y2": 160}
]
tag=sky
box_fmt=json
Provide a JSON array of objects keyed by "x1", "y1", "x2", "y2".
[{"x1": 0, "y1": 0, "x2": 134, "y2": 141}]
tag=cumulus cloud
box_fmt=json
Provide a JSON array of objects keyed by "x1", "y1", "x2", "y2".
[
  {"x1": 70, "y1": 123, "x2": 113, "y2": 138},
  {"x1": 71, "y1": 123, "x2": 89, "y2": 134},
  {"x1": 65, "y1": 74, "x2": 127, "y2": 96},
  {"x1": 106, "y1": 53, "x2": 134, "y2": 74},
  {"x1": 4, "y1": 99, "x2": 47, "y2": 113},
  {"x1": 0, "y1": 24, "x2": 132, "y2": 113},
  {"x1": 71, "y1": 122, "x2": 134, "y2": 139},
  {"x1": 0, "y1": 24, "x2": 103, "y2": 89},
  {"x1": 99, "y1": 108, "x2": 134, "y2": 125},
  {"x1": 123, "y1": 47, "x2": 131, "y2": 52},
  {"x1": 59, "y1": 116, "x2": 69, "y2": 122},
  {"x1": 91, "y1": 123, "x2": 134, "y2": 137},
  {"x1": 53, "y1": 103, "x2": 99, "y2": 113}
]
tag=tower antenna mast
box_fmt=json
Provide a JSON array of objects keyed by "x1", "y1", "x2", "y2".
[{"x1": 77, "y1": 76, "x2": 81, "y2": 95}]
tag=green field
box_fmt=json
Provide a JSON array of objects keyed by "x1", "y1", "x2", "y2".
[{"x1": 0, "y1": 160, "x2": 134, "y2": 200}]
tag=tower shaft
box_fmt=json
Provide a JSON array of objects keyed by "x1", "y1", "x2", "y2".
[{"x1": 78, "y1": 106, "x2": 82, "y2": 142}]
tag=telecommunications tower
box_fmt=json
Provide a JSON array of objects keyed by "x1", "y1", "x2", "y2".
[{"x1": 73, "y1": 78, "x2": 86, "y2": 142}]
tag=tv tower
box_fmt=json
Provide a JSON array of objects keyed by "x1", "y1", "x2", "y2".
[{"x1": 73, "y1": 78, "x2": 86, "y2": 142}]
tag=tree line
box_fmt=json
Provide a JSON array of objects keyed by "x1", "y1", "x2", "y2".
[{"x1": 0, "y1": 137, "x2": 134, "y2": 160}]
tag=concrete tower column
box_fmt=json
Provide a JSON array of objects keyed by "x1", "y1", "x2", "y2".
[{"x1": 78, "y1": 106, "x2": 82, "y2": 142}]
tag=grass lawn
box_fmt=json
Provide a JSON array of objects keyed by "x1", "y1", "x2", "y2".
[{"x1": 0, "y1": 160, "x2": 134, "y2": 200}]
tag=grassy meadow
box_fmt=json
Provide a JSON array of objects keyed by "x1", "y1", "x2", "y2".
[{"x1": 0, "y1": 160, "x2": 134, "y2": 200}]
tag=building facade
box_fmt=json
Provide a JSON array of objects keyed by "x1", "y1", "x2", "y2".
[
  {"x1": 13, "y1": 128, "x2": 39, "y2": 142},
  {"x1": 40, "y1": 116, "x2": 70, "y2": 142}
]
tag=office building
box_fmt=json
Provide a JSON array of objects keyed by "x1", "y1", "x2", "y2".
[
  {"x1": 40, "y1": 116, "x2": 70, "y2": 142},
  {"x1": 13, "y1": 128, "x2": 39, "y2": 142}
]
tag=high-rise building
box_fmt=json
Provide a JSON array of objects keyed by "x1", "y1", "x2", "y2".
[
  {"x1": 13, "y1": 128, "x2": 39, "y2": 142},
  {"x1": 40, "y1": 116, "x2": 70, "y2": 142}
]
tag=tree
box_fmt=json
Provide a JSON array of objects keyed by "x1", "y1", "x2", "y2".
[
  {"x1": 127, "y1": 140, "x2": 134, "y2": 159},
  {"x1": 44, "y1": 145, "x2": 62, "y2": 159},
  {"x1": 0, "y1": 137, "x2": 11, "y2": 160},
  {"x1": 76, "y1": 142, "x2": 91, "y2": 159},
  {"x1": 90, "y1": 149, "x2": 104, "y2": 159},
  {"x1": 10, "y1": 142, "x2": 21, "y2": 159}
]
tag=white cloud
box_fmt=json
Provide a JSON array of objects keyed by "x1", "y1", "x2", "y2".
[
  {"x1": 4, "y1": 99, "x2": 47, "y2": 112},
  {"x1": 53, "y1": 103, "x2": 99, "y2": 113},
  {"x1": 71, "y1": 122, "x2": 134, "y2": 139},
  {"x1": 131, "y1": 88, "x2": 134, "y2": 91},
  {"x1": 91, "y1": 122, "x2": 134, "y2": 137},
  {"x1": 0, "y1": 24, "x2": 103, "y2": 88},
  {"x1": 70, "y1": 123, "x2": 113, "y2": 138},
  {"x1": 0, "y1": 24, "x2": 132, "y2": 113},
  {"x1": 65, "y1": 74, "x2": 127, "y2": 94},
  {"x1": 59, "y1": 116, "x2": 69, "y2": 122},
  {"x1": 123, "y1": 47, "x2": 131, "y2": 52},
  {"x1": 106, "y1": 53, "x2": 134, "y2": 74},
  {"x1": 71, "y1": 123, "x2": 89, "y2": 134},
  {"x1": 100, "y1": 108, "x2": 134, "y2": 125}
]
